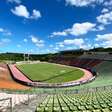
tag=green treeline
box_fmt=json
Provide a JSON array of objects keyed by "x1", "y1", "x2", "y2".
[{"x1": 0, "y1": 47, "x2": 112, "y2": 61}]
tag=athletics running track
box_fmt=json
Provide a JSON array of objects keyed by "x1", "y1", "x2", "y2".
[{"x1": 8, "y1": 64, "x2": 94, "y2": 87}]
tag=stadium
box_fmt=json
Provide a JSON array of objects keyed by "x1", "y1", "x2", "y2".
[
  {"x1": 0, "y1": 50, "x2": 112, "y2": 112},
  {"x1": 0, "y1": 0, "x2": 112, "y2": 112}
]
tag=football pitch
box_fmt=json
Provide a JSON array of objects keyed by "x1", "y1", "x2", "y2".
[{"x1": 17, "y1": 63, "x2": 84, "y2": 83}]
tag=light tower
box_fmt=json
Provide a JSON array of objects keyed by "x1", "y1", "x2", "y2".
[
  {"x1": 28, "y1": 53, "x2": 30, "y2": 62},
  {"x1": 23, "y1": 53, "x2": 26, "y2": 61},
  {"x1": 23, "y1": 53, "x2": 29, "y2": 62},
  {"x1": 23, "y1": 50, "x2": 31, "y2": 62}
]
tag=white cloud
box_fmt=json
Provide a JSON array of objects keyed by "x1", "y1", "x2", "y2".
[
  {"x1": 94, "y1": 43, "x2": 100, "y2": 48},
  {"x1": 30, "y1": 9, "x2": 41, "y2": 19},
  {"x1": 56, "y1": 42, "x2": 65, "y2": 48},
  {"x1": 96, "y1": 33, "x2": 112, "y2": 48},
  {"x1": 49, "y1": 45, "x2": 53, "y2": 48},
  {"x1": 92, "y1": 25, "x2": 105, "y2": 31},
  {"x1": 50, "y1": 31, "x2": 67, "y2": 37},
  {"x1": 0, "y1": 38, "x2": 11, "y2": 46},
  {"x1": 46, "y1": 49, "x2": 50, "y2": 53},
  {"x1": 97, "y1": 11, "x2": 112, "y2": 24},
  {"x1": 104, "y1": 0, "x2": 112, "y2": 7},
  {"x1": 65, "y1": 0, "x2": 104, "y2": 7},
  {"x1": 102, "y1": 40, "x2": 112, "y2": 48},
  {"x1": 11, "y1": 5, "x2": 41, "y2": 20},
  {"x1": 56, "y1": 38, "x2": 92, "y2": 49},
  {"x1": 17, "y1": 44, "x2": 21, "y2": 48},
  {"x1": 63, "y1": 38, "x2": 84, "y2": 46},
  {"x1": 23, "y1": 38, "x2": 28, "y2": 42},
  {"x1": 68, "y1": 22, "x2": 96, "y2": 36},
  {"x1": 66, "y1": 0, "x2": 93, "y2": 7},
  {"x1": 81, "y1": 44, "x2": 92, "y2": 49},
  {"x1": 31, "y1": 35, "x2": 45, "y2": 47},
  {"x1": 7, "y1": 0, "x2": 21, "y2": 4},
  {"x1": 1, "y1": 38, "x2": 11, "y2": 43},
  {"x1": 97, "y1": 25, "x2": 105, "y2": 31},
  {"x1": 54, "y1": 47, "x2": 60, "y2": 50},
  {"x1": 50, "y1": 22, "x2": 96, "y2": 37},
  {"x1": 11, "y1": 5, "x2": 29, "y2": 18},
  {"x1": 101, "y1": 8, "x2": 109, "y2": 13},
  {"x1": 31, "y1": 36, "x2": 38, "y2": 43},
  {"x1": 5, "y1": 31, "x2": 12, "y2": 36},
  {"x1": 0, "y1": 27, "x2": 12, "y2": 36},
  {"x1": 0, "y1": 28, "x2": 4, "y2": 32},
  {"x1": 59, "y1": 43, "x2": 65, "y2": 48},
  {"x1": 96, "y1": 33, "x2": 112, "y2": 41}
]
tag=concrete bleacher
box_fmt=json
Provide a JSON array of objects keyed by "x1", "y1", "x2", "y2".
[
  {"x1": 0, "y1": 60, "x2": 112, "y2": 111},
  {"x1": 51, "y1": 57, "x2": 102, "y2": 69},
  {"x1": 72, "y1": 61, "x2": 112, "y2": 89},
  {"x1": 0, "y1": 91, "x2": 36, "y2": 112},
  {"x1": 36, "y1": 86, "x2": 112, "y2": 112},
  {"x1": 0, "y1": 53, "x2": 112, "y2": 111},
  {"x1": 80, "y1": 52, "x2": 112, "y2": 60}
]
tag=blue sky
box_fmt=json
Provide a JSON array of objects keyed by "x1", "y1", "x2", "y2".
[{"x1": 0, "y1": 0, "x2": 112, "y2": 54}]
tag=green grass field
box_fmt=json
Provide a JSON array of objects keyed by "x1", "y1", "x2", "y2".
[{"x1": 17, "y1": 62, "x2": 84, "y2": 83}]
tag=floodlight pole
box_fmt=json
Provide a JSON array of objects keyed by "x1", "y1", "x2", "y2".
[
  {"x1": 28, "y1": 53, "x2": 30, "y2": 62},
  {"x1": 23, "y1": 53, "x2": 25, "y2": 61}
]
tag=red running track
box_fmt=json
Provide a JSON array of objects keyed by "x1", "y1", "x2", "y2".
[
  {"x1": 8, "y1": 64, "x2": 94, "y2": 87},
  {"x1": 9, "y1": 65, "x2": 32, "y2": 83}
]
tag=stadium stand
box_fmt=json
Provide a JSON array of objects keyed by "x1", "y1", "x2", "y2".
[
  {"x1": 36, "y1": 86, "x2": 112, "y2": 112},
  {"x1": 23, "y1": 54, "x2": 112, "y2": 112},
  {"x1": 67, "y1": 61, "x2": 112, "y2": 89},
  {"x1": 0, "y1": 52, "x2": 112, "y2": 111},
  {"x1": 79, "y1": 52, "x2": 112, "y2": 60},
  {"x1": 12, "y1": 93, "x2": 47, "y2": 112},
  {"x1": 50, "y1": 57, "x2": 102, "y2": 69},
  {"x1": 0, "y1": 91, "x2": 37, "y2": 112}
]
